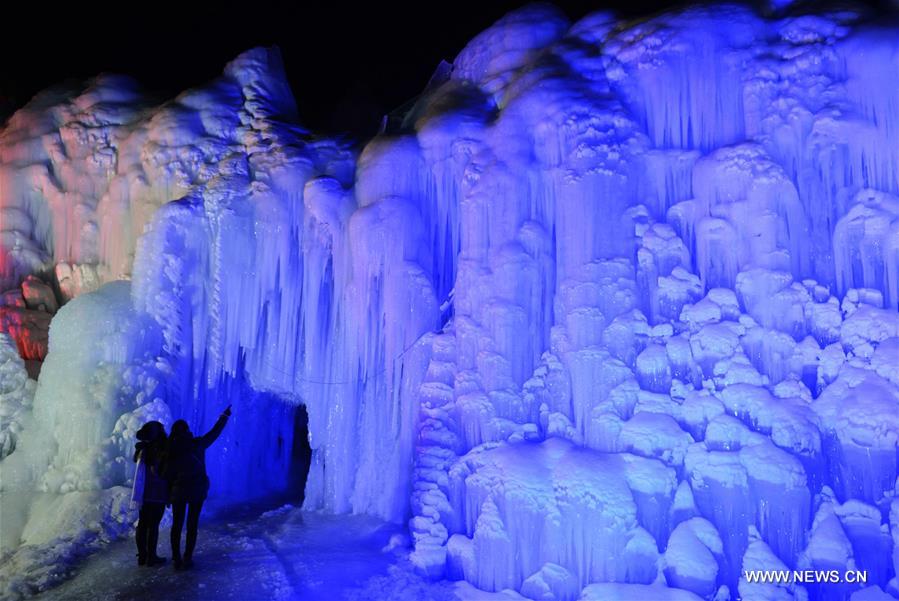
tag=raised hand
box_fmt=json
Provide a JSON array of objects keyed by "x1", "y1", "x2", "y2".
[{"x1": 223, "y1": 404, "x2": 232, "y2": 417}]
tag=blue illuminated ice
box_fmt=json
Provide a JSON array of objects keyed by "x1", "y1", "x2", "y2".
[{"x1": 2, "y1": 2, "x2": 899, "y2": 600}]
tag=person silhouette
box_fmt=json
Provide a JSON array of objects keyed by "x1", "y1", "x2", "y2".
[
  {"x1": 163, "y1": 405, "x2": 231, "y2": 570},
  {"x1": 132, "y1": 420, "x2": 169, "y2": 567}
]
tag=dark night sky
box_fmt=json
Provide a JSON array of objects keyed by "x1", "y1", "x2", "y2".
[{"x1": 0, "y1": 0, "x2": 894, "y2": 138}]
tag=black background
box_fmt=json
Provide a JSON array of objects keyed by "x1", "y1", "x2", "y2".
[{"x1": 1, "y1": 0, "x2": 895, "y2": 137}]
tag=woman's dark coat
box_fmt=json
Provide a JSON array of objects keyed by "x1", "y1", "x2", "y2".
[{"x1": 162, "y1": 415, "x2": 229, "y2": 503}]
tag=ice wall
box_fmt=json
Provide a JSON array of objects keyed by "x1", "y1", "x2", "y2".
[
  {"x1": 0, "y1": 48, "x2": 436, "y2": 596},
  {"x1": 404, "y1": 5, "x2": 899, "y2": 601},
  {"x1": 0, "y1": 283, "x2": 167, "y2": 596},
  {"x1": 126, "y1": 50, "x2": 440, "y2": 521},
  {"x1": 2, "y1": 3, "x2": 899, "y2": 600}
]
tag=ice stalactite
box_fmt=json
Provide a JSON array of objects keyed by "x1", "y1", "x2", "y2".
[{"x1": 130, "y1": 52, "x2": 441, "y2": 523}]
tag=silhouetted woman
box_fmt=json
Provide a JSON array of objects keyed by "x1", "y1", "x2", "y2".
[
  {"x1": 163, "y1": 405, "x2": 231, "y2": 570},
  {"x1": 132, "y1": 420, "x2": 168, "y2": 567}
]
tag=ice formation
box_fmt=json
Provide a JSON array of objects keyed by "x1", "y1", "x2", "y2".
[
  {"x1": 0, "y1": 275, "x2": 55, "y2": 375},
  {"x1": 2, "y1": 2, "x2": 899, "y2": 600},
  {"x1": 0, "y1": 333, "x2": 35, "y2": 460}
]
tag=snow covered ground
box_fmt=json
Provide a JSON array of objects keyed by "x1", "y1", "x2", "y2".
[{"x1": 31, "y1": 506, "x2": 460, "y2": 601}]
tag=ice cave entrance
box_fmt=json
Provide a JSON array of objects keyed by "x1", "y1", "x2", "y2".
[{"x1": 199, "y1": 384, "x2": 312, "y2": 510}]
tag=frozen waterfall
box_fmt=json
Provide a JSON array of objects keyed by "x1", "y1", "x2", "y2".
[{"x1": 2, "y1": 3, "x2": 899, "y2": 600}]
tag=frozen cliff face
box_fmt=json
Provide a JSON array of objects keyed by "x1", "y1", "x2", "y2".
[
  {"x1": 127, "y1": 50, "x2": 437, "y2": 522},
  {"x1": 405, "y1": 4, "x2": 899, "y2": 599},
  {"x1": 2, "y1": 2, "x2": 899, "y2": 600},
  {"x1": 0, "y1": 74, "x2": 150, "y2": 293},
  {"x1": 0, "y1": 48, "x2": 302, "y2": 297},
  {"x1": 1, "y1": 46, "x2": 438, "y2": 597}
]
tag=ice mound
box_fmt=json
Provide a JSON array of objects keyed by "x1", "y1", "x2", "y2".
[
  {"x1": 813, "y1": 368, "x2": 899, "y2": 503},
  {"x1": 0, "y1": 283, "x2": 163, "y2": 596},
  {"x1": 444, "y1": 438, "x2": 673, "y2": 592},
  {"x1": 0, "y1": 333, "x2": 36, "y2": 460},
  {"x1": 2, "y1": 2, "x2": 899, "y2": 600},
  {"x1": 663, "y1": 517, "x2": 724, "y2": 598}
]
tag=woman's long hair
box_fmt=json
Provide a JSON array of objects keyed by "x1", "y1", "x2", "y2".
[
  {"x1": 134, "y1": 421, "x2": 168, "y2": 463},
  {"x1": 170, "y1": 419, "x2": 192, "y2": 440},
  {"x1": 161, "y1": 419, "x2": 196, "y2": 480},
  {"x1": 136, "y1": 421, "x2": 166, "y2": 443}
]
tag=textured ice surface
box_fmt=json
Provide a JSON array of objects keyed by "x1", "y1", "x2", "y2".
[
  {"x1": 2, "y1": 3, "x2": 899, "y2": 600},
  {"x1": 0, "y1": 333, "x2": 35, "y2": 460},
  {"x1": 0, "y1": 276, "x2": 53, "y2": 364}
]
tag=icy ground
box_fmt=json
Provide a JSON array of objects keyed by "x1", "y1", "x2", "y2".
[{"x1": 32, "y1": 506, "x2": 460, "y2": 601}]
